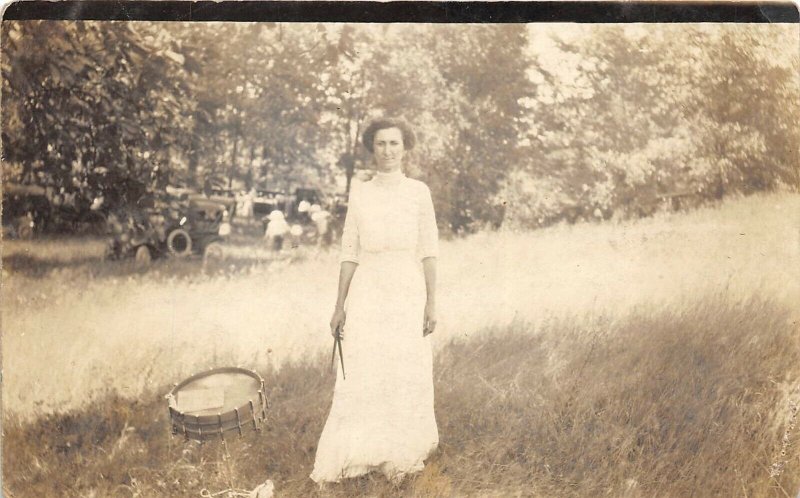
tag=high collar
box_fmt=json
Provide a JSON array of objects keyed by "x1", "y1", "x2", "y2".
[{"x1": 373, "y1": 169, "x2": 405, "y2": 185}]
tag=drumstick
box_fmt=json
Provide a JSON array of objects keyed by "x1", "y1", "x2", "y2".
[
  {"x1": 330, "y1": 325, "x2": 346, "y2": 380},
  {"x1": 330, "y1": 329, "x2": 337, "y2": 373},
  {"x1": 336, "y1": 329, "x2": 345, "y2": 380}
]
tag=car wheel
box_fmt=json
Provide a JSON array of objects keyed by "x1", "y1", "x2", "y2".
[
  {"x1": 134, "y1": 245, "x2": 152, "y2": 268},
  {"x1": 166, "y1": 228, "x2": 192, "y2": 257},
  {"x1": 17, "y1": 223, "x2": 33, "y2": 240}
]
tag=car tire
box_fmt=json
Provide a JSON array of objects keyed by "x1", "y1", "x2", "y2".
[
  {"x1": 17, "y1": 223, "x2": 33, "y2": 240},
  {"x1": 134, "y1": 245, "x2": 152, "y2": 268},
  {"x1": 166, "y1": 228, "x2": 192, "y2": 257}
]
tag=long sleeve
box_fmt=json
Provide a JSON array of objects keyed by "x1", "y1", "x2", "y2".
[
  {"x1": 416, "y1": 184, "x2": 439, "y2": 261},
  {"x1": 339, "y1": 185, "x2": 360, "y2": 264}
]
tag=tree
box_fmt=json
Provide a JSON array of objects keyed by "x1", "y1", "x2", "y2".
[
  {"x1": 696, "y1": 25, "x2": 800, "y2": 197},
  {"x1": 160, "y1": 22, "x2": 331, "y2": 192},
  {"x1": 4, "y1": 22, "x2": 540, "y2": 233},
  {"x1": 317, "y1": 24, "x2": 535, "y2": 232},
  {"x1": 512, "y1": 24, "x2": 799, "y2": 227},
  {"x1": 431, "y1": 24, "x2": 534, "y2": 231},
  {"x1": 2, "y1": 21, "x2": 196, "y2": 210}
]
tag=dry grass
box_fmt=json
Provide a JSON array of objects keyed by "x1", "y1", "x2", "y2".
[
  {"x1": 3, "y1": 193, "x2": 798, "y2": 417},
  {"x1": 3, "y1": 295, "x2": 799, "y2": 497},
  {"x1": 2, "y1": 192, "x2": 800, "y2": 496}
]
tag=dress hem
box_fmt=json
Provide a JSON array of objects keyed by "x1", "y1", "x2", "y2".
[{"x1": 309, "y1": 442, "x2": 438, "y2": 484}]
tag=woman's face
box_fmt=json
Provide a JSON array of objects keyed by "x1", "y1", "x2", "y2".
[{"x1": 372, "y1": 127, "x2": 405, "y2": 173}]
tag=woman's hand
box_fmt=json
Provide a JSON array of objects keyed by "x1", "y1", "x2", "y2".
[
  {"x1": 423, "y1": 300, "x2": 437, "y2": 337},
  {"x1": 330, "y1": 307, "x2": 346, "y2": 340}
]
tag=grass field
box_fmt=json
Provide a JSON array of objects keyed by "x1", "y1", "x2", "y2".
[{"x1": 3, "y1": 192, "x2": 800, "y2": 496}]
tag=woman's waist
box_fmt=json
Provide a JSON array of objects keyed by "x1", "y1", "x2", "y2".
[
  {"x1": 354, "y1": 249, "x2": 421, "y2": 274},
  {"x1": 359, "y1": 247, "x2": 416, "y2": 260},
  {"x1": 359, "y1": 248, "x2": 417, "y2": 262}
]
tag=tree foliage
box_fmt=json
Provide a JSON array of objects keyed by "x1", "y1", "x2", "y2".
[
  {"x1": 505, "y1": 24, "x2": 799, "y2": 228},
  {"x1": 164, "y1": 23, "x2": 332, "y2": 191},
  {"x1": 2, "y1": 22, "x2": 796, "y2": 233},
  {"x1": 313, "y1": 24, "x2": 534, "y2": 232},
  {"x1": 2, "y1": 21, "x2": 194, "y2": 210}
]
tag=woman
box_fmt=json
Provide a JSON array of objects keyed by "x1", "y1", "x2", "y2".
[{"x1": 311, "y1": 118, "x2": 439, "y2": 484}]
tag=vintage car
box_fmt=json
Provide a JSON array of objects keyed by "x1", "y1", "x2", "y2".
[
  {"x1": 105, "y1": 192, "x2": 232, "y2": 267},
  {"x1": 252, "y1": 190, "x2": 289, "y2": 219}
]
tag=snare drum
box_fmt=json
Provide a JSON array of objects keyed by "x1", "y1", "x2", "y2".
[{"x1": 166, "y1": 367, "x2": 268, "y2": 441}]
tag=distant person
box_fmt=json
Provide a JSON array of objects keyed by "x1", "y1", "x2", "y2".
[
  {"x1": 264, "y1": 210, "x2": 288, "y2": 251},
  {"x1": 239, "y1": 188, "x2": 255, "y2": 219},
  {"x1": 289, "y1": 223, "x2": 304, "y2": 248},
  {"x1": 297, "y1": 199, "x2": 311, "y2": 214},
  {"x1": 311, "y1": 117, "x2": 439, "y2": 485},
  {"x1": 310, "y1": 204, "x2": 332, "y2": 247},
  {"x1": 279, "y1": 194, "x2": 292, "y2": 217}
]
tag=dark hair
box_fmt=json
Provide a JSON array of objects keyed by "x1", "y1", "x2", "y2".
[{"x1": 361, "y1": 118, "x2": 416, "y2": 154}]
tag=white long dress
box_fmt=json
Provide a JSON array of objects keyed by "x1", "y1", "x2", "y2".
[{"x1": 310, "y1": 169, "x2": 439, "y2": 483}]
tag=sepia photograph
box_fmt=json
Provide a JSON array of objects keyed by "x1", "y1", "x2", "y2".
[{"x1": 2, "y1": 4, "x2": 799, "y2": 497}]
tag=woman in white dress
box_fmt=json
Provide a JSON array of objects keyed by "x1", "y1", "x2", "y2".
[{"x1": 310, "y1": 118, "x2": 439, "y2": 484}]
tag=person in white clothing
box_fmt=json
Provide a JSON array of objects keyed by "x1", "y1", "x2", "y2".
[
  {"x1": 239, "y1": 188, "x2": 255, "y2": 219},
  {"x1": 310, "y1": 204, "x2": 332, "y2": 247},
  {"x1": 264, "y1": 210, "x2": 288, "y2": 251},
  {"x1": 289, "y1": 223, "x2": 303, "y2": 248},
  {"x1": 310, "y1": 118, "x2": 439, "y2": 484}
]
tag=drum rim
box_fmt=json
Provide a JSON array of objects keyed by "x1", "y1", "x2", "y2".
[{"x1": 167, "y1": 366, "x2": 265, "y2": 413}]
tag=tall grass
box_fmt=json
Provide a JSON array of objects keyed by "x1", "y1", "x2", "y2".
[
  {"x1": 3, "y1": 193, "x2": 798, "y2": 418},
  {"x1": 3, "y1": 295, "x2": 798, "y2": 497},
  {"x1": 2, "y1": 192, "x2": 800, "y2": 495}
]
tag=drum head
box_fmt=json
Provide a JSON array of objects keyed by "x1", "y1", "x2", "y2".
[{"x1": 174, "y1": 370, "x2": 260, "y2": 415}]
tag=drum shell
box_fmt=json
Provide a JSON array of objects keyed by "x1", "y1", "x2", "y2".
[{"x1": 167, "y1": 367, "x2": 269, "y2": 441}]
